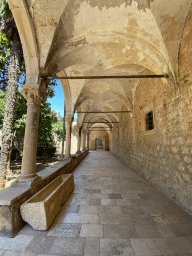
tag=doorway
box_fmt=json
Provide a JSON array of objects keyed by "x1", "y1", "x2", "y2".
[{"x1": 96, "y1": 138, "x2": 103, "y2": 150}]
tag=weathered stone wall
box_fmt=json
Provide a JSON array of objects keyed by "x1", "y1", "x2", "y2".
[
  {"x1": 112, "y1": 75, "x2": 192, "y2": 215},
  {"x1": 89, "y1": 130, "x2": 110, "y2": 150}
]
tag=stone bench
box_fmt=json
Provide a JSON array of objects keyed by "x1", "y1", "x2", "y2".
[{"x1": 20, "y1": 174, "x2": 74, "y2": 230}]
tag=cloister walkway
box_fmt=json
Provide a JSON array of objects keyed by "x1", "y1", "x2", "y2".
[{"x1": 0, "y1": 151, "x2": 192, "y2": 255}]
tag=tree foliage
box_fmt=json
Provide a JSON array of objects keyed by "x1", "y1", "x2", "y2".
[
  {"x1": 0, "y1": 0, "x2": 59, "y2": 156},
  {"x1": 52, "y1": 117, "x2": 64, "y2": 142},
  {"x1": 38, "y1": 102, "x2": 58, "y2": 147}
]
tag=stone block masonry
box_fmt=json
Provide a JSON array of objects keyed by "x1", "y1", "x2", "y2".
[
  {"x1": 0, "y1": 150, "x2": 88, "y2": 238},
  {"x1": 111, "y1": 73, "x2": 192, "y2": 216}
]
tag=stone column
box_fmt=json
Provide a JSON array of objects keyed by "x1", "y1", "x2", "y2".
[
  {"x1": 86, "y1": 131, "x2": 89, "y2": 149},
  {"x1": 76, "y1": 126, "x2": 81, "y2": 155},
  {"x1": 81, "y1": 129, "x2": 86, "y2": 151},
  {"x1": 64, "y1": 116, "x2": 73, "y2": 159},
  {"x1": 95, "y1": 138, "x2": 97, "y2": 150},
  {"x1": 14, "y1": 84, "x2": 47, "y2": 186}
]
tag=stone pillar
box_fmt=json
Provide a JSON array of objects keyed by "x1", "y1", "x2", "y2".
[
  {"x1": 64, "y1": 116, "x2": 73, "y2": 159},
  {"x1": 76, "y1": 127, "x2": 81, "y2": 155},
  {"x1": 13, "y1": 84, "x2": 47, "y2": 186},
  {"x1": 81, "y1": 129, "x2": 86, "y2": 151},
  {"x1": 86, "y1": 131, "x2": 89, "y2": 149},
  {"x1": 103, "y1": 138, "x2": 106, "y2": 150}
]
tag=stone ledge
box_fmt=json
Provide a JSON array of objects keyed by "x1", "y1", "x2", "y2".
[{"x1": 0, "y1": 149, "x2": 89, "y2": 238}]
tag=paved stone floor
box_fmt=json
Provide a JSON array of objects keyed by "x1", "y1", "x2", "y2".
[{"x1": 1, "y1": 151, "x2": 192, "y2": 256}]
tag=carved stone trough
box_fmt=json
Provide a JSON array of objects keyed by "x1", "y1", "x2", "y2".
[{"x1": 20, "y1": 174, "x2": 74, "y2": 230}]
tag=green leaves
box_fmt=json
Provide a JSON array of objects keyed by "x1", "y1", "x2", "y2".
[
  {"x1": 0, "y1": 0, "x2": 12, "y2": 19},
  {"x1": 52, "y1": 117, "x2": 64, "y2": 142},
  {"x1": 0, "y1": 32, "x2": 12, "y2": 89},
  {"x1": 38, "y1": 102, "x2": 58, "y2": 147}
]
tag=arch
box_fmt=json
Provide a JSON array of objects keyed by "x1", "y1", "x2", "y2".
[
  {"x1": 58, "y1": 70, "x2": 73, "y2": 116},
  {"x1": 8, "y1": 0, "x2": 39, "y2": 84},
  {"x1": 178, "y1": 4, "x2": 192, "y2": 83}
]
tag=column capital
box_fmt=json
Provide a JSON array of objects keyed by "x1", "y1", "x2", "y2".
[
  {"x1": 65, "y1": 115, "x2": 73, "y2": 124},
  {"x1": 21, "y1": 84, "x2": 48, "y2": 105}
]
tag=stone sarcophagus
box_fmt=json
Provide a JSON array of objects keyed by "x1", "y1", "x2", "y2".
[{"x1": 20, "y1": 174, "x2": 74, "y2": 230}]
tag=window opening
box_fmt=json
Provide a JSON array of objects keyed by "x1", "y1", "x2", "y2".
[{"x1": 145, "y1": 111, "x2": 154, "y2": 131}]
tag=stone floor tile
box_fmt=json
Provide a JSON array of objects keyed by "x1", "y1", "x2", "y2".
[
  {"x1": 99, "y1": 214, "x2": 121, "y2": 224},
  {"x1": 168, "y1": 223, "x2": 192, "y2": 237},
  {"x1": 18, "y1": 224, "x2": 48, "y2": 236},
  {"x1": 101, "y1": 199, "x2": 117, "y2": 206},
  {"x1": 122, "y1": 194, "x2": 141, "y2": 200},
  {"x1": 0, "y1": 235, "x2": 34, "y2": 252},
  {"x1": 150, "y1": 214, "x2": 171, "y2": 224},
  {"x1": 89, "y1": 199, "x2": 101, "y2": 205},
  {"x1": 62, "y1": 213, "x2": 99, "y2": 224},
  {"x1": 134, "y1": 224, "x2": 163, "y2": 238},
  {"x1": 49, "y1": 237, "x2": 85, "y2": 255},
  {"x1": 154, "y1": 237, "x2": 192, "y2": 254},
  {"x1": 84, "y1": 189, "x2": 101, "y2": 194},
  {"x1": 103, "y1": 224, "x2": 138, "y2": 239},
  {"x1": 139, "y1": 193, "x2": 169, "y2": 200},
  {"x1": 164, "y1": 213, "x2": 185, "y2": 224},
  {"x1": 116, "y1": 199, "x2": 131, "y2": 206},
  {"x1": 3, "y1": 251, "x2": 36, "y2": 256},
  {"x1": 37, "y1": 255, "x2": 61, "y2": 256},
  {"x1": 121, "y1": 205, "x2": 152, "y2": 215},
  {"x1": 132, "y1": 214, "x2": 156, "y2": 225},
  {"x1": 81, "y1": 193, "x2": 99, "y2": 199},
  {"x1": 47, "y1": 223, "x2": 81, "y2": 237},
  {"x1": 63, "y1": 205, "x2": 80, "y2": 213},
  {"x1": 78, "y1": 205, "x2": 111, "y2": 214},
  {"x1": 147, "y1": 202, "x2": 181, "y2": 214},
  {"x1": 100, "y1": 238, "x2": 134, "y2": 256},
  {"x1": 109, "y1": 206, "x2": 123, "y2": 214},
  {"x1": 6, "y1": 151, "x2": 192, "y2": 255},
  {"x1": 25, "y1": 235, "x2": 55, "y2": 254},
  {"x1": 99, "y1": 177, "x2": 113, "y2": 181},
  {"x1": 100, "y1": 189, "x2": 114, "y2": 194},
  {"x1": 108, "y1": 194, "x2": 122, "y2": 199},
  {"x1": 78, "y1": 206, "x2": 98, "y2": 214},
  {"x1": 80, "y1": 224, "x2": 103, "y2": 238},
  {"x1": 84, "y1": 238, "x2": 100, "y2": 256},
  {"x1": 186, "y1": 236, "x2": 192, "y2": 243},
  {"x1": 130, "y1": 238, "x2": 162, "y2": 256},
  {"x1": 129, "y1": 199, "x2": 149, "y2": 206},
  {"x1": 155, "y1": 224, "x2": 176, "y2": 237}
]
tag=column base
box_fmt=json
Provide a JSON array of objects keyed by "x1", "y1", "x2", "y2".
[
  {"x1": 64, "y1": 155, "x2": 71, "y2": 161},
  {"x1": 75, "y1": 151, "x2": 81, "y2": 156},
  {"x1": 11, "y1": 173, "x2": 42, "y2": 187}
]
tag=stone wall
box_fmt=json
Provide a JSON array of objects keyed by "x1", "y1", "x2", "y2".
[
  {"x1": 111, "y1": 75, "x2": 192, "y2": 215},
  {"x1": 89, "y1": 130, "x2": 110, "y2": 150}
]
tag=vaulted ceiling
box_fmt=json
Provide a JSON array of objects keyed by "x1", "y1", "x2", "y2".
[{"x1": 8, "y1": 0, "x2": 192, "y2": 130}]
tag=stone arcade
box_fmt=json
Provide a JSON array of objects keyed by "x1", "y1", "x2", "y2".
[{"x1": 0, "y1": 0, "x2": 192, "y2": 254}]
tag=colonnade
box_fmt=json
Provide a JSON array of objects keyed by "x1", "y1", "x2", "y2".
[{"x1": 13, "y1": 84, "x2": 89, "y2": 187}]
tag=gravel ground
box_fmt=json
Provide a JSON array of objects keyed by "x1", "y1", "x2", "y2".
[{"x1": 5, "y1": 153, "x2": 61, "y2": 188}]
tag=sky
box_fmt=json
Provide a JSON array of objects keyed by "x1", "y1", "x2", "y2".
[{"x1": 47, "y1": 80, "x2": 65, "y2": 118}]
